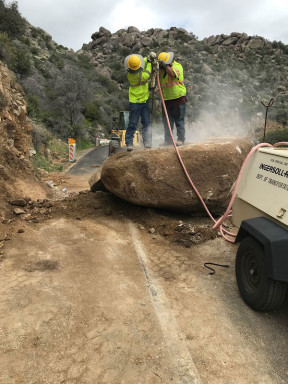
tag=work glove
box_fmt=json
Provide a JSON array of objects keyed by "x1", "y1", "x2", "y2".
[
  {"x1": 159, "y1": 60, "x2": 167, "y2": 70},
  {"x1": 147, "y1": 52, "x2": 157, "y2": 62}
]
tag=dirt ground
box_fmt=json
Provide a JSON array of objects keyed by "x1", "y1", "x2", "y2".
[{"x1": 1, "y1": 162, "x2": 288, "y2": 384}]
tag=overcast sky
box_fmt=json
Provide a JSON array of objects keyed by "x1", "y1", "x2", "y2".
[{"x1": 15, "y1": 0, "x2": 288, "y2": 51}]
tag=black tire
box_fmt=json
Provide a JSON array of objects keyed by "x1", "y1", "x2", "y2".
[
  {"x1": 109, "y1": 139, "x2": 119, "y2": 155},
  {"x1": 235, "y1": 236, "x2": 287, "y2": 311}
]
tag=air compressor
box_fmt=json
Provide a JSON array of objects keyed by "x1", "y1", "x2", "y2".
[{"x1": 232, "y1": 145, "x2": 288, "y2": 311}]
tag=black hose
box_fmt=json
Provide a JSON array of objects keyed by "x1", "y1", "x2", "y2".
[{"x1": 204, "y1": 263, "x2": 229, "y2": 275}]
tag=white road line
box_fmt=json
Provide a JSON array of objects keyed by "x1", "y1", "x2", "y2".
[{"x1": 129, "y1": 222, "x2": 202, "y2": 384}]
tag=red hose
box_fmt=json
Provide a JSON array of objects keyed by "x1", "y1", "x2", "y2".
[{"x1": 157, "y1": 73, "x2": 288, "y2": 243}]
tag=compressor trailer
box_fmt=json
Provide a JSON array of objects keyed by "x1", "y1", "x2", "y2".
[{"x1": 232, "y1": 146, "x2": 288, "y2": 311}]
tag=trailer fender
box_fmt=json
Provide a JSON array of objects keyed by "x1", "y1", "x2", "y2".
[{"x1": 235, "y1": 217, "x2": 288, "y2": 282}]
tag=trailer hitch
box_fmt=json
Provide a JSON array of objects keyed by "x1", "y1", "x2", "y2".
[{"x1": 261, "y1": 98, "x2": 274, "y2": 142}]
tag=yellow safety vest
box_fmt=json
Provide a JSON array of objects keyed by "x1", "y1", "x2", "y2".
[
  {"x1": 159, "y1": 60, "x2": 186, "y2": 101},
  {"x1": 127, "y1": 58, "x2": 151, "y2": 103}
]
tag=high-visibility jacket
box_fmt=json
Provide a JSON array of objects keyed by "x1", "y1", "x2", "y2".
[
  {"x1": 159, "y1": 60, "x2": 186, "y2": 101},
  {"x1": 127, "y1": 58, "x2": 151, "y2": 103}
]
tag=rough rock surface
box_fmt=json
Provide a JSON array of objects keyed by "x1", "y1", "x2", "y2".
[
  {"x1": 81, "y1": 27, "x2": 271, "y2": 67},
  {"x1": 100, "y1": 137, "x2": 253, "y2": 214},
  {"x1": 0, "y1": 61, "x2": 48, "y2": 219},
  {"x1": 203, "y1": 33, "x2": 266, "y2": 51}
]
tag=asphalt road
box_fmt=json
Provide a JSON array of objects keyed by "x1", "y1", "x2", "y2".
[{"x1": 68, "y1": 145, "x2": 109, "y2": 175}]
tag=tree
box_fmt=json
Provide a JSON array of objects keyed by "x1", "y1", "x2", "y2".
[
  {"x1": 43, "y1": 67, "x2": 94, "y2": 137},
  {"x1": 0, "y1": 1, "x2": 26, "y2": 39}
]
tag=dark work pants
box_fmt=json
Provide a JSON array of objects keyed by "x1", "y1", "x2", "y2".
[
  {"x1": 125, "y1": 100, "x2": 151, "y2": 146},
  {"x1": 162, "y1": 103, "x2": 186, "y2": 143}
]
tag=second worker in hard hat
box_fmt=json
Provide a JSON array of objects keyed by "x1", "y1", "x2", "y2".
[
  {"x1": 124, "y1": 53, "x2": 153, "y2": 151},
  {"x1": 157, "y1": 52, "x2": 187, "y2": 146}
]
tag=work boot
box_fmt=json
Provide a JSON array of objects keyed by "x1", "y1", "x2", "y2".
[
  {"x1": 159, "y1": 141, "x2": 171, "y2": 147},
  {"x1": 144, "y1": 143, "x2": 151, "y2": 149},
  {"x1": 127, "y1": 145, "x2": 133, "y2": 152},
  {"x1": 176, "y1": 140, "x2": 184, "y2": 147}
]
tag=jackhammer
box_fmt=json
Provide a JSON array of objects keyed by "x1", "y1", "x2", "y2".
[{"x1": 148, "y1": 52, "x2": 159, "y2": 146}]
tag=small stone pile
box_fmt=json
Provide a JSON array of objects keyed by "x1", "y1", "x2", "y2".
[{"x1": 9, "y1": 197, "x2": 54, "y2": 222}]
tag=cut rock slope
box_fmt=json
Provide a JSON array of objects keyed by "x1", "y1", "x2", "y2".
[{"x1": 0, "y1": 61, "x2": 48, "y2": 220}]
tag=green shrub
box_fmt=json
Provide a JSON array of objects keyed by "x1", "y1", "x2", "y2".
[
  {"x1": 1, "y1": 41, "x2": 32, "y2": 76},
  {"x1": 34, "y1": 60, "x2": 51, "y2": 78},
  {"x1": 49, "y1": 137, "x2": 69, "y2": 159},
  {"x1": 0, "y1": 0, "x2": 26, "y2": 39},
  {"x1": 43, "y1": 33, "x2": 52, "y2": 43},
  {"x1": 32, "y1": 153, "x2": 64, "y2": 172},
  {"x1": 30, "y1": 46, "x2": 39, "y2": 55},
  {"x1": 23, "y1": 37, "x2": 30, "y2": 46},
  {"x1": 118, "y1": 47, "x2": 130, "y2": 57},
  {"x1": 31, "y1": 123, "x2": 52, "y2": 152},
  {"x1": 0, "y1": 33, "x2": 31, "y2": 76},
  {"x1": 46, "y1": 42, "x2": 54, "y2": 51},
  {"x1": 178, "y1": 45, "x2": 193, "y2": 56},
  {"x1": 26, "y1": 95, "x2": 43, "y2": 119},
  {"x1": 275, "y1": 110, "x2": 288, "y2": 126},
  {"x1": 271, "y1": 41, "x2": 288, "y2": 55},
  {"x1": 49, "y1": 53, "x2": 64, "y2": 69},
  {"x1": 77, "y1": 54, "x2": 94, "y2": 70},
  {"x1": 111, "y1": 69, "x2": 125, "y2": 84},
  {"x1": 12, "y1": 49, "x2": 31, "y2": 75},
  {"x1": 175, "y1": 33, "x2": 193, "y2": 44},
  {"x1": 264, "y1": 128, "x2": 288, "y2": 144},
  {"x1": 31, "y1": 27, "x2": 40, "y2": 39},
  {"x1": 109, "y1": 60, "x2": 122, "y2": 72},
  {"x1": 97, "y1": 74, "x2": 119, "y2": 93},
  {"x1": 83, "y1": 100, "x2": 101, "y2": 121},
  {"x1": 0, "y1": 31, "x2": 14, "y2": 62},
  {"x1": 45, "y1": 87, "x2": 58, "y2": 100},
  {"x1": 76, "y1": 137, "x2": 94, "y2": 150}
]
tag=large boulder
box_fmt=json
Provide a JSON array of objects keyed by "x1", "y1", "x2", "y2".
[
  {"x1": 246, "y1": 37, "x2": 265, "y2": 49},
  {"x1": 100, "y1": 137, "x2": 254, "y2": 214}
]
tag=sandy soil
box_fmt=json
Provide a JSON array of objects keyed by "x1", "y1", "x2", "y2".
[{"x1": 1, "y1": 168, "x2": 288, "y2": 384}]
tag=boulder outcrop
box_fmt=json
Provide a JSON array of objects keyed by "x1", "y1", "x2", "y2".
[
  {"x1": 100, "y1": 137, "x2": 254, "y2": 214},
  {"x1": 203, "y1": 33, "x2": 266, "y2": 51}
]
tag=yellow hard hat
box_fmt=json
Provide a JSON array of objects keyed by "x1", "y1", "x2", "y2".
[
  {"x1": 124, "y1": 54, "x2": 144, "y2": 73},
  {"x1": 128, "y1": 55, "x2": 141, "y2": 71},
  {"x1": 158, "y1": 52, "x2": 174, "y2": 64}
]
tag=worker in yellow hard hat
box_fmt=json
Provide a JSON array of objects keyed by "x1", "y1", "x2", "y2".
[
  {"x1": 157, "y1": 51, "x2": 187, "y2": 146},
  {"x1": 124, "y1": 53, "x2": 155, "y2": 151}
]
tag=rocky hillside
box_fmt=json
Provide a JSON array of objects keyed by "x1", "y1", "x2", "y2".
[
  {"x1": 79, "y1": 26, "x2": 288, "y2": 137},
  {"x1": 1, "y1": 0, "x2": 288, "y2": 147}
]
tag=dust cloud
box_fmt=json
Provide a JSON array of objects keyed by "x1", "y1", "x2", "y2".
[
  {"x1": 149, "y1": 83, "x2": 263, "y2": 146},
  {"x1": 185, "y1": 79, "x2": 263, "y2": 143},
  {"x1": 150, "y1": 110, "x2": 256, "y2": 147},
  {"x1": 150, "y1": 123, "x2": 167, "y2": 146},
  {"x1": 186, "y1": 109, "x2": 250, "y2": 143}
]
